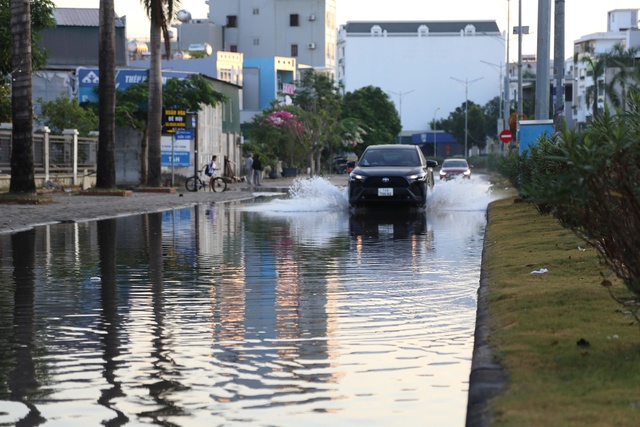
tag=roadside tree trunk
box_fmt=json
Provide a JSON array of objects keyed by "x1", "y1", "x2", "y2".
[
  {"x1": 10, "y1": 0, "x2": 36, "y2": 194},
  {"x1": 97, "y1": 0, "x2": 117, "y2": 188}
]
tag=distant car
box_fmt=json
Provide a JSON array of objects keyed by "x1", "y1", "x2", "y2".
[
  {"x1": 348, "y1": 144, "x2": 437, "y2": 208},
  {"x1": 439, "y1": 158, "x2": 471, "y2": 180}
]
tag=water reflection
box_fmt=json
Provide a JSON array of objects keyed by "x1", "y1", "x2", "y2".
[{"x1": 0, "y1": 176, "x2": 499, "y2": 426}]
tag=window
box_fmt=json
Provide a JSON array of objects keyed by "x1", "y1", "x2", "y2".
[
  {"x1": 226, "y1": 15, "x2": 237, "y2": 27},
  {"x1": 290, "y1": 14, "x2": 299, "y2": 27},
  {"x1": 230, "y1": 45, "x2": 238, "y2": 52},
  {"x1": 291, "y1": 44, "x2": 298, "y2": 57},
  {"x1": 253, "y1": 38, "x2": 260, "y2": 46},
  {"x1": 253, "y1": 8, "x2": 259, "y2": 15}
]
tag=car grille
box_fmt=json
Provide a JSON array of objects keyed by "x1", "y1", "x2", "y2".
[{"x1": 364, "y1": 176, "x2": 408, "y2": 188}]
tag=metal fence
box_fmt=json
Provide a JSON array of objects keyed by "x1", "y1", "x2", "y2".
[{"x1": 0, "y1": 128, "x2": 97, "y2": 186}]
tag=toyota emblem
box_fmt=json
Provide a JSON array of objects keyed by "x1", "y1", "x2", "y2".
[{"x1": 382, "y1": 177, "x2": 390, "y2": 183}]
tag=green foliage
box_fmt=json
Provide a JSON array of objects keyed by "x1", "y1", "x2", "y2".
[
  {"x1": 0, "y1": 82, "x2": 9, "y2": 122},
  {"x1": 0, "y1": 0, "x2": 55, "y2": 76},
  {"x1": 38, "y1": 96, "x2": 98, "y2": 135},
  {"x1": 518, "y1": 95, "x2": 640, "y2": 298},
  {"x1": 163, "y1": 74, "x2": 228, "y2": 110},
  {"x1": 441, "y1": 100, "x2": 487, "y2": 150},
  {"x1": 495, "y1": 152, "x2": 521, "y2": 189},
  {"x1": 342, "y1": 85, "x2": 400, "y2": 155}
]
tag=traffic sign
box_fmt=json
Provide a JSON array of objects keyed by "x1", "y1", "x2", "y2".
[{"x1": 499, "y1": 129, "x2": 514, "y2": 144}]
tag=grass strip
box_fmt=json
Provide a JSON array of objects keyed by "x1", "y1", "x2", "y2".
[{"x1": 485, "y1": 197, "x2": 640, "y2": 426}]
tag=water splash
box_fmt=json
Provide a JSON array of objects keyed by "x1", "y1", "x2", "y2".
[
  {"x1": 246, "y1": 177, "x2": 349, "y2": 213},
  {"x1": 428, "y1": 174, "x2": 499, "y2": 212}
]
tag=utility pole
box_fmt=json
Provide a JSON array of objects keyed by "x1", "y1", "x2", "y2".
[
  {"x1": 432, "y1": 107, "x2": 440, "y2": 157},
  {"x1": 451, "y1": 76, "x2": 484, "y2": 159},
  {"x1": 536, "y1": 0, "x2": 552, "y2": 121},
  {"x1": 517, "y1": 0, "x2": 523, "y2": 125},
  {"x1": 554, "y1": 0, "x2": 565, "y2": 132}
]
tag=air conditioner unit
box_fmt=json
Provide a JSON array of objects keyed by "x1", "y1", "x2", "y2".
[
  {"x1": 308, "y1": 14, "x2": 316, "y2": 21},
  {"x1": 308, "y1": 42, "x2": 316, "y2": 49}
]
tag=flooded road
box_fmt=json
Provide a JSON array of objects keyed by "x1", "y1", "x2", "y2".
[{"x1": 0, "y1": 175, "x2": 500, "y2": 426}]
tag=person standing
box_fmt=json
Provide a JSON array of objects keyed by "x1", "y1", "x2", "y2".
[
  {"x1": 252, "y1": 154, "x2": 263, "y2": 186},
  {"x1": 245, "y1": 152, "x2": 254, "y2": 186},
  {"x1": 202, "y1": 155, "x2": 218, "y2": 191}
]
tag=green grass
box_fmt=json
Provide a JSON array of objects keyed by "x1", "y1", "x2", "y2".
[{"x1": 485, "y1": 197, "x2": 640, "y2": 426}]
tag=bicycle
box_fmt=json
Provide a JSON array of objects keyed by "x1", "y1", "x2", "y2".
[{"x1": 185, "y1": 169, "x2": 227, "y2": 192}]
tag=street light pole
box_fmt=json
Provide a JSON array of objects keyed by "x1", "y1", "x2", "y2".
[
  {"x1": 450, "y1": 76, "x2": 483, "y2": 159},
  {"x1": 386, "y1": 89, "x2": 415, "y2": 142},
  {"x1": 432, "y1": 107, "x2": 440, "y2": 158}
]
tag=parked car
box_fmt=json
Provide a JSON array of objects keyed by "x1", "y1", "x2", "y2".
[
  {"x1": 348, "y1": 144, "x2": 437, "y2": 208},
  {"x1": 439, "y1": 158, "x2": 471, "y2": 180}
]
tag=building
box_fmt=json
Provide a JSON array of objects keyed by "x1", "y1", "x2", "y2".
[
  {"x1": 242, "y1": 57, "x2": 297, "y2": 123},
  {"x1": 208, "y1": 0, "x2": 337, "y2": 72},
  {"x1": 570, "y1": 9, "x2": 640, "y2": 127},
  {"x1": 337, "y1": 20, "x2": 505, "y2": 141}
]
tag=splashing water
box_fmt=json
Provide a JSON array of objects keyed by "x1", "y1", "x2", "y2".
[
  {"x1": 246, "y1": 177, "x2": 350, "y2": 213},
  {"x1": 428, "y1": 174, "x2": 500, "y2": 212}
]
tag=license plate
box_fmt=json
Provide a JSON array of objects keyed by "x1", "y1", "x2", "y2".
[{"x1": 378, "y1": 188, "x2": 393, "y2": 196}]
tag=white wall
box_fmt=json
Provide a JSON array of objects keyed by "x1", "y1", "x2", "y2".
[{"x1": 342, "y1": 32, "x2": 505, "y2": 132}]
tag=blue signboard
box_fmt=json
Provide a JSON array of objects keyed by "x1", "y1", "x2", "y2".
[
  {"x1": 77, "y1": 67, "x2": 195, "y2": 103},
  {"x1": 175, "y1": 130, "x2": 194, "y2": 140},
  {"x1": 161, "y1": 152, "x2": 190, "y2": 167}
]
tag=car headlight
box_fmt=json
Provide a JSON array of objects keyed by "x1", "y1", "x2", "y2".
[
  {"x1": 349, "y1": 173, "x2": 365, "y2": 181},
  {"x1": 406, "y1": 172, "x2": 427, "y2": 181},
  {"x1": 439, "y1": 170, "x2": 447, "y2": 176},
  {"x1": 464, "y1": 170, "x2": 471, "y2": 176}
]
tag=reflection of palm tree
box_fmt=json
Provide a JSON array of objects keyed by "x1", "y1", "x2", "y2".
[
  {"x1": 9, "y1": 230, "x2": 45, "y2": 424},
  {"x1": 97, "y1": 219, "x2": 129, "y2": 425}
]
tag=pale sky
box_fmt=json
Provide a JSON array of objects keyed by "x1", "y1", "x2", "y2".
[{"x1": 54, "y1": 0, "x2": 640, "y2": 60}]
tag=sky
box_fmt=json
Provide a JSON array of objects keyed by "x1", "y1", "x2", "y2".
[{"x1": 53, "y1": 0, "x2": 640, "y2": 60}]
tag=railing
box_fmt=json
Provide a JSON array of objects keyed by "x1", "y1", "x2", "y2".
[{"x1": 0, "y1": 126, "x2": 97, "y2": 186}]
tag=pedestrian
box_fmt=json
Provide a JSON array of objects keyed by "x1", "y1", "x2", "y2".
[
  {"x1": 245, "y1": 152, "x2": 254, "y2": 186},
  {"x1": 252, "y1": 154, "x2": 263, "y2": 186}
]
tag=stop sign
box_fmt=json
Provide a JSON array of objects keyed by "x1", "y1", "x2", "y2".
[{"x1": 499, "y1": 129, "x2": 514, "y2": 144}]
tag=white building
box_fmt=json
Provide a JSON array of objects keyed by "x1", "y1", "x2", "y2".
[
  {"x1": 208, "y1": 0, "x2": 337, "y2": 72},
  {"x1": 571, "y1": 9, "x2": 640, "y2": 127},
  {"x1": 337, "y1": 21, "x2": 505, "y2": 135}
]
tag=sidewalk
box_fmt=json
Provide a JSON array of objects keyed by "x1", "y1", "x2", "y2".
[{"x1": 0, "y1": 175, "x2": 350, "y2": 235}]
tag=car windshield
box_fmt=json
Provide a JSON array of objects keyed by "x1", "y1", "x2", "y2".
[
  {"x1": 359, "y1": 149, "x2": 420, "y2": 167},
  {"x1": 442, "y1": 160, "x2": 468, "y2": 168}
]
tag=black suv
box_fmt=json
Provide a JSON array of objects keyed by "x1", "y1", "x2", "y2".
[{"x1": 348, "y1": 145, "x2": 437, "y2": 208}]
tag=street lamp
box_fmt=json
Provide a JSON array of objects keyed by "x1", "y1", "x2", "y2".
[
  {"x1": 450, "y1": 76, "x2": 483, "y2": 159},
  {"x1": 432, "y1": 107, "x2": 440, "y2": 158},
  {"x1": 386, "y1": 89, "x2": 415, "y2": 142}
]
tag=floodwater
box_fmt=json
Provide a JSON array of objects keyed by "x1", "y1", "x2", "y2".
[{"x1": 0, "y1": 175, "x2": 501, "y2": 426}]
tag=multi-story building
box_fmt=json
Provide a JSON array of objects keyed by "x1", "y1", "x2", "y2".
[
  {"x1": 208, "y1": 0, "x2": 337, "y2": 72},
  {"x1": 337, "y1": 20, "x2": 505, "y2": 143},
  {"x1": 571, "y1": 9, "x2": 640, "y2": 127}
]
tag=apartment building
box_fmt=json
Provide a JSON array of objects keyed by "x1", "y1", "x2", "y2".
[{"x1": 208, "y1": 0, "x2": 337, "y2": 72}]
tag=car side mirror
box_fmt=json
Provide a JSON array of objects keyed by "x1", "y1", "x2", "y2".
[{"x1": 427, "y1": 160, "x2": 438, "y2": 168}]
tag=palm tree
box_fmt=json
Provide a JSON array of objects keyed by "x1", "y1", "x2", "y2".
[
  {"x1": 582, "y1": 54, "x2": 607, "y2": 120},
  {"x1": 604, "y1": 44, "x2": 638, "y2": 110},
  {"x1": 97, "y1": 0, "x2": 117, "y2": 188},
  {"x1": 10, "y1": 0, "x2": 35, "y2": 194},
  {"x1": 140, "y1": 0, "x2": 175, "y2": 187}
]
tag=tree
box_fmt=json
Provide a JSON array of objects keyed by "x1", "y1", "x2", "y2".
[
  {"x1": 38, "y1": 96, "x2": 98, "y2": 135},
  {"x1": 482, "y1": 96, "x2": 501, "y2": 139},
  {"x1": 6, "y1": 0, "x2": 54, "y2": 194},
  {"x1": 342, "y1": 85, "x2": 400, "y2": 156},
  {"x1": 441, "y1": 101, "x2": 487, "y2": 150},
  {"x1": 582, "y1": 54, "x2": 607, "y2": 120},
  {"x1": 10, "y1": 0, "x2": 36, "y2": 194},
  {"x1": 97, "y1": 0, "x2": 117, "y2": 188},
  {"x1": 140, "y1": 0, "x2": 175, "y2": 187},
  {"x1": 292, "y1": 70, "x2": 343, "y2": 176}
]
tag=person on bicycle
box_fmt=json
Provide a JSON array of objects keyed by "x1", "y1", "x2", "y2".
[{"x1": 203, "y1": 155, "x2": 218, "y2": 191}]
